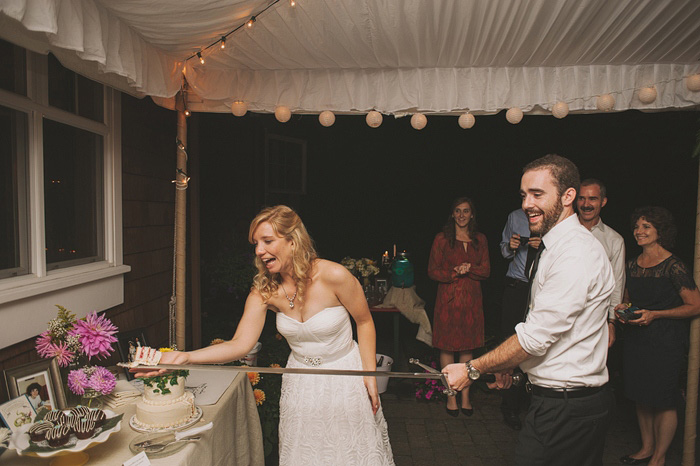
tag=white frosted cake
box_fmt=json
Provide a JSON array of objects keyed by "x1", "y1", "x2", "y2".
[
  {"x1": 134, "y1": 375, "x2": 196, "y2": 429},
  {"x1": 118, "y1": 347, "x2": 196, "y2": 429}
]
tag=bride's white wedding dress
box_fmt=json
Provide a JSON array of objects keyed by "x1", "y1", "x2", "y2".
[{"x1": 277, "y1": 305, "x2": 395, "y2": 465}]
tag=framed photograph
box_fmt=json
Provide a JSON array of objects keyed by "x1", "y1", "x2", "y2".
[
  {"x1": 375, "y1": 278, "x2": 388, "y2": 297},
  {"x1": 0, "y1": 395, "x2": 37, "y2": 433},
  {"x1": 116, "y1": 329, "x2": 148, "y2": 380},
  {"x1": 4, "y1": 358, "x2": 66, "y2": 413}
]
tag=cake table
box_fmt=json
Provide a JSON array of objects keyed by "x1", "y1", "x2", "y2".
[{"x1": 3, "y1": 372, "x2": 264, "y2": 466}]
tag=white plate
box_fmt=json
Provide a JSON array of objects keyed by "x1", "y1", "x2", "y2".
[
  {"x1": 10, "y1": 408, "x2": 122, "y2": 458},
  {"x1": 129, "y1": 407, "x2": 203, "y2": 433}
]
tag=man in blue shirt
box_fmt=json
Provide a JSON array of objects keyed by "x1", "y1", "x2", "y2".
[{"x1": 498, "y1": 208, "x2": 541, "y2": 430}]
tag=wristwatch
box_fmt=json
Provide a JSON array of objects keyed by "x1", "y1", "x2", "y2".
[{"x1": 465, "y1": 360, "x2": 481, "y2": 381}]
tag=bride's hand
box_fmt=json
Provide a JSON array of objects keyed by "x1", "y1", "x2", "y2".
[
  {"x1": 363, "y1": 376, "x2": 380, "y2": 415},
  {"x1": 130, "y1": 351, "x2": 189, "y2": 378}
]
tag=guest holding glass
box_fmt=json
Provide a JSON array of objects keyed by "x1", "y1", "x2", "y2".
[
  {"x1": 428, "y1": 197, "x2": 490, "y2": 416},
  {"x1": 615, "y1": 206, "x2": 700, "y2": 466}
]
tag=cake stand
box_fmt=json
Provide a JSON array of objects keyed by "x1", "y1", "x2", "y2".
[{"x1": 10, "y1": 409, "x2": 123, "y2": 466}]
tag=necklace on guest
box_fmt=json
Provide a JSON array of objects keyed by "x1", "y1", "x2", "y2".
[{"x1": 280, "y1": 283, "x2": 298, "y2": 309}]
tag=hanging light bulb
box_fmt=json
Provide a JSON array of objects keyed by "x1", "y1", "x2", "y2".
[
  {"x1": 552, "y1": 101, "x2": 569, "y2": 119},
  {"x1": 275, "y1": 106, "x2": 291, "y2": 122},
  {"x1": 184, "y1": 109, "x2": 191, "y2": 117},
  {"x1": 506, "y1": 107, "x2": 523, "y2": 124},
  {"x1": 458, "y1": 113, "x2": 475, "y2": 129},
  {"x1": 319, "y1": 111, "x2": 335, "y2": 127},
  {"x1": 366, "y1": 111, "x2": 383, "y2": 128},
  {"x1": 289, "y1": 0, "x2": 296, "y2": 6},
  {"x1": 411, "y1": 113, "x2": 427, "y2": 130},
  {"x1": 197, "y1": 52, "x2": 204, "y2": 65},
  {"x1": 220, "y1": 37, "x2": 226, "y2": 49},
  {"x1": 231, "y1": 101, "x2": 248, "y2": 117},
  {"x1": 596, "y1": 94, "x2": 615, "y2": 111},
  {"x1": 247, "y1": 16, "x2": 256, "y2": 28}
]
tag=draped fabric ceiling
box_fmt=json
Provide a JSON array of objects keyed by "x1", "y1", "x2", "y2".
[{"x1": 1, "y1": 0, "x2": 700, "y2": 115}]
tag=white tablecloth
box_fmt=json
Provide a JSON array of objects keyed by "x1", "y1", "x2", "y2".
[{"x1": 5, "y1": 372, "x2": 265, "y2": 465}]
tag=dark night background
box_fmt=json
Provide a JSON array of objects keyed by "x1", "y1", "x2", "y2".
[{"x1": 195, "y1": 109, "x2": 700, "y2": 341}]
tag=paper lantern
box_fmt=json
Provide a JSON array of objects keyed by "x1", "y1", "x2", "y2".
[
  {"x1": 506, "y1": 107, "x2": 523, "y2": 124},
  {"x1": 596, "y1": 94, "x2": 615, "y2": 111},
  {"x1": 458, "y1": 113, "x2": 475, "y2": 129},
  {"x1": 275, "y1": 106, "x2": 291, "y2": 123},
  {"x1": 552, "y1": 101, "x2": 569, "y2": 119},
  {"x1": 411, "y1": 113, "x2": 427, "y2": 130},
  {"x1": 687, "y1": 74, "x2": 700, "y2": 92},
  {"x1": 231, "y1": 101, "x2": 247, "y2": 117},
  {"x1": 638, "y1": 87, "x2": 657, "y2": 104},
  {"x1": 366, "y1": 111, "x2": 383, "y2": 128},
  {"x1": 319, "y1": 111, "x2": 335, "y2": 127}
]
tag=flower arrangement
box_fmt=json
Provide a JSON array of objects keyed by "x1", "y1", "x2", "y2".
[
  {"x1": 35, "y1": 306, "x2": 118, "y2": 400},
  {"x1": 138, "y1": 347, "x2": 189, "y2": 395},
  {"x1": 341, "y1": 257, "x2": 380, "y2": 285},
  {"x1": 414, "y1": 358, "x2": 447, "y2": 402}
]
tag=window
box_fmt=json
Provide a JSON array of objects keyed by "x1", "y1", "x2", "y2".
[
  {"x1": 0, "y1": 105, "x2": 28, "y2": 278},
  {"x1": 0, "y1": 40, "x2": 129, "y2": 348}
]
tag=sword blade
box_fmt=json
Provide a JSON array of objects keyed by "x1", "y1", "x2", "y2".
[{"x1": 136, "y1": 363, "x2": 444, "y2": 380}]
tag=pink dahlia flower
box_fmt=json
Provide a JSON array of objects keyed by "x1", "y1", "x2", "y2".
[
  {"x1": 35, "y1": 331, "x2": 54, "y2": 359},
  {"x1": 70, "y1": 312, "x2": 118, "y2": 360},
  {"x1": 51, "y1": 341, "x2": 75, "y2": 367},
  {"x1": 67, "y1": 369, "x2": 89, "y2": 395},
  {"x1": 88, "y1": 366, "x2": 116, "y2": 395}
]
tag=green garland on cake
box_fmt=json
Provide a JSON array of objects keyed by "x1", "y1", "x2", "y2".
[{"x1": 141, "y1": 370, "x2": 190, "y2": 395}]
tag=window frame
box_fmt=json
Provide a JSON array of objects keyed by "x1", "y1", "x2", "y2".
[{"x1": 0, "y1": 49, "x2": 129, "y2": 343}]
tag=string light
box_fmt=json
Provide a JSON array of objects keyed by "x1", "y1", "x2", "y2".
[
  {"x1": 290, "y1": 0, "x2": 296, "y2": 6},
  {"x1": 185, "y1": 0, "x2": 283, "y2": 63}
]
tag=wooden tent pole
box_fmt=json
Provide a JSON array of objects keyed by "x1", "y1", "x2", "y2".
[
  {"x1": 683, "y1": 159, "x2": 700, "y2": 465},
  {"x1": 175, "y1": 105, "x2": 188, "y2": 351}
]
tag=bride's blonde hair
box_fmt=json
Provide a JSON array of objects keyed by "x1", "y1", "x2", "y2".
[{"x1": 248, "y1": 205, "x2": 318, "y2": 303}]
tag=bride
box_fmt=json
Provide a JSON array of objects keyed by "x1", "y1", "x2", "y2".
[{"x1": 137, "y1": 205, "x2": 394, "y2": 465}]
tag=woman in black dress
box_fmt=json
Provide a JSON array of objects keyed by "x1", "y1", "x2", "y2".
[{"x1": 615, "y1": 207, "x2": 700, "y2": 466}]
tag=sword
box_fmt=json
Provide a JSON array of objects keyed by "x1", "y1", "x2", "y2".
[{"x1": 125, "y1": 360, "x2": 457, "y2": 396}]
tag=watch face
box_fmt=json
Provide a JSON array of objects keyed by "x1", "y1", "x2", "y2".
[{"x1": 468, "y1": 365, "x2": 480, "y2": 380}]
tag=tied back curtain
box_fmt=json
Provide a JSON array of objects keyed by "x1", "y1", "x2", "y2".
[{"x1": 1, "y1": 0, "x2": 700, "y2": 113}]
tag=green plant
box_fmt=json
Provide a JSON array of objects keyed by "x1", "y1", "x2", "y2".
[
  {"x1": 141, "y1": 370, "x2": 190, "y2": 395},
  {"x1": 206, "y1": 247, "x2": 256, "y2": 300}
]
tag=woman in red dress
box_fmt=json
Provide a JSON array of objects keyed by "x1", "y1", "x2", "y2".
[{"x1": 428, "y1": 197, "x2": 490, "y2": 416}]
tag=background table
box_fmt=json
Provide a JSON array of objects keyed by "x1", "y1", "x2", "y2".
[{"x1": 5, "y1": 372, "x2": 265, "y2": 466}]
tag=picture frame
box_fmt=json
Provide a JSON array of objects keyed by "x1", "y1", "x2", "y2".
[
  {"x1": 375, "y1": 278, "x2": 389, "y2": 297},
  {"x1": 4, "y1": 358, "x2": 66, "y2": 413},
  {"x1": 0, "y1": 395, "x2": 37, "y2": 433},
  {"x1": 116, "y1": 329, "x2": 148, "y2": 380}
]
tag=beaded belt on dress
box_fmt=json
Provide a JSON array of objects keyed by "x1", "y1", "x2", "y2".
[{"x1": 293, "y1": 344, "x2": 354, "y2": 367}]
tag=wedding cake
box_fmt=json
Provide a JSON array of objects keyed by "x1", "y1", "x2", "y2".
[
  {"x1": 118, "y1": 347, "x2": 196, "y2": 429},
  {"x1": 133, "y1": 374, "x2": 196, "y2": 429}
]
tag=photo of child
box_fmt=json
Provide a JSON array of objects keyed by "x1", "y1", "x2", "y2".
[{"x1": 17, "y1": 372, "x2": 54, "y2": 412}]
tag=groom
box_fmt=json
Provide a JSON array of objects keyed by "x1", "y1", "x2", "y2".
[{"x1": 443, "y1": 154, "x2": 615, "y2": 466}]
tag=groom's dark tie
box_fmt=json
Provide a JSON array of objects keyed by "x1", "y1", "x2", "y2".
[{"x1": 524, "y1": 240, "x2": 546, "y2": 321}]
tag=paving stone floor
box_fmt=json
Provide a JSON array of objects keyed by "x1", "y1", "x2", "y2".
[{"x1": 380, "y1": 380, "x2": 692, "y2": 466}]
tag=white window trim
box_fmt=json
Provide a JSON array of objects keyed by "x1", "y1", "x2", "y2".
[{"x1": 0, "y1": 50, "x2": 130, "y2": 348}]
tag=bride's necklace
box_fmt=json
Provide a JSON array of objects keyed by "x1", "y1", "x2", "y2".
[{"x1": 280, "y1": 283, "x2": 298, "y2": 309}]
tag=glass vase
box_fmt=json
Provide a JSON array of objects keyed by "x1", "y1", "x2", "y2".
[{"x1": 80, "y1": 388, "x2": 103, "y2": 409}]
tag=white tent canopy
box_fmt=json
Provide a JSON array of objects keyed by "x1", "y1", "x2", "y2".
[{"x1": 1, "y1": 0, "x2": 699, "y2": 115}]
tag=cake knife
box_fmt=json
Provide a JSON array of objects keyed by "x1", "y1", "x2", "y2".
[{"x1": 135, "y1": 421, "x2": 213, "y2": 448}]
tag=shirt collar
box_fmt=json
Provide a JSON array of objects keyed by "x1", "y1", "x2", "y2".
[
  {"x1": 590, "y1": 217, "x2": 607, "y2": 232},
  {"x1": 542, "y1": 213, "x2": 580, "y2": 249}
]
